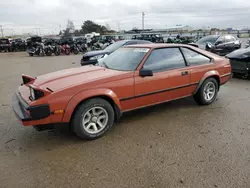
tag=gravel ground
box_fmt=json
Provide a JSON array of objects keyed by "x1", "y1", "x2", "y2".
[{"x1": 0, "y1": 52, "x2": 250, "y2": 188}]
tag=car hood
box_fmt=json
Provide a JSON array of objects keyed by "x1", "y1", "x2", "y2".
[
  {"x1": 83, "y1": 50, "x2": 110, "y2": 57},
  {"x1": 32, "y1": 66, "x2": 127, "y2": 91},
  {"x1": 226, "y1": 48, "x2": 250, "y2": 60}
]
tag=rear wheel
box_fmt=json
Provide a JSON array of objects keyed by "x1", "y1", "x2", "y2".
[
  {"x1": 46, "y1": 50, "x2": 52, "y2": 56},
  {"x1": 193, "y1": 78, "x2": 218, "y2": 105},
  {"x1": 72, "y1": 98, "x2": 114, "y2": 140},
  {"x1": 65, "y1": 49, "x2": 70, "y2": 55}
]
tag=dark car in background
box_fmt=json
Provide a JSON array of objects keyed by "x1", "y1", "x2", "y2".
[
  {"x1": 11, "y1": 38, "x2": 27, "y2": 51},
  {"x1": 80, "y1": 40, "x2": 152, "y2": 66},
  {"x1": 132, "y1": 34, "x2": 164, "y2": 43},
  {"x1": 226, "y1": 47, "x2": 250, "y2": 78},
  {"x1": 0, "y1": 38, "x2": 11, "y2": 52},
  {"x1": 190, "y1": 35, "x2": 241, "y2": 56}
]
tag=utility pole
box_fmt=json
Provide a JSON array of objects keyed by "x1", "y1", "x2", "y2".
[
  {"x1": 142, "y1": 12, "x2": 145, "y2": 31},
  {"x1": 59, "y1": 24, "x2": 62, "y2": 34},
  {"x1": 0, "y1": 25, "x2": 4, "y2": 37},
  {"x1": 116, "y1": 22, "x2": 120, "y2": 32}
]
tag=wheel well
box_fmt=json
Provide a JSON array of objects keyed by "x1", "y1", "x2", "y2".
[
  {"x1": 194, "y1": 75, "x2": 221, "y2": 94},
  {"x1": 69, "y1": 95, "x2": 121, "y2": 123}
]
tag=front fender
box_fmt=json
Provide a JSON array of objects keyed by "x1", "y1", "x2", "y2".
[
  {"x1": 62, "y1": 88, "x2": 122, "y2": 122},
  {"x1": 193, "y1": 70, "x2": 221, "y2": 94}
]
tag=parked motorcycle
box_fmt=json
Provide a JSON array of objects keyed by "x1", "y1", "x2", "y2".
[
  {"x1": 77, "y1": 43, "x2": 88, "y2": 53},
  {"x1": 44, "y1": 45, "x2": 53, "y2": 56},
  {"x1": 53, "y1": 45, "x2": 61, "y2": 56},
  {"x1": 91, "y1": 41, "x2": 103, "y2": 51},
  {"x1": 70, "y1": 44, "x2": 80, "y2": 55},
  {"x1": 61, "y1": 44, "x2": 70, "y2": 55},
  {"x1": 27, "y1": 42, "x2": 45, "y2": 56}
]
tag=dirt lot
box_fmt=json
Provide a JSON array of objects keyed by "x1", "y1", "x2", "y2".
[{"x1": 0, "y1": 52, "x2": 250, "y2": 188}]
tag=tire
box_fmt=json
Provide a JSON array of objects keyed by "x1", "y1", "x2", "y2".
[
  {"x1": 73, "y1": 49, "x2": 79, "y2": 55},
  {"x1": 55, "y1": 51, "x2": 60, "y2": 56},
  {"x1": 193, "y1": 78, "x2": 218, "y2": 105},
  {"x1": 65, "y1": 49, "x2": 70, "y2": 55},
  {"x1": 72, "y1": 98, "x2": 115, "y2": 140},
  {"x1": 29, "y1": 53, "x2": 33, "y2": 56},
  {"x1": 46, "y1": 51, "x2": 52, "y2": 56}
]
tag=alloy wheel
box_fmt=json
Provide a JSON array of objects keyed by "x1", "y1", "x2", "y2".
[{"x1": 82, "y1": 107, "x2": 108, "y2": 134}]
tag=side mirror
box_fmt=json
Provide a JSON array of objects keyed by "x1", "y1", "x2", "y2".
[{"x1": 139, "y1": 69, "x2": 153, "y2": 77}]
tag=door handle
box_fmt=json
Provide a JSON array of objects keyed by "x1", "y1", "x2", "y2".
[{"x1": 181, "y1": 71, "x2": 189, "y2": 76}]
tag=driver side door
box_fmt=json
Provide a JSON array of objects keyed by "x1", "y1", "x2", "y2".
[{"x1": 134, "y1": 47, "x2": 192, "y2": 108}]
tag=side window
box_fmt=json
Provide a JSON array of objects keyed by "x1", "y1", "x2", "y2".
[
  {"x1": 225, "y1": 35, "x2": 234, "y2": 42},
  {"x1": 181, "y1": 48, "x2": 211, "y2": 66},
  {"x1": 216, "y1": 36, "x2": 225, "y2": 44},
  {"x1": 143, "y1": 48, "x2": 186, "y2": 72}
]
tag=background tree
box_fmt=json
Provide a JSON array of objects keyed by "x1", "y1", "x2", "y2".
[
  {"x1": 105, "y1": 23, "x2": 111, "y2": 31},
  {"x1": 80, "y1": 20, "x2": 108, "y2": 34},
  {"x1": 63, "y1": 19, "x2": 75, "y2": 37}
]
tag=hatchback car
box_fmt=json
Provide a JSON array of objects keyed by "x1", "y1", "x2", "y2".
[
  {"x1": 191, "y1": 35, "x2": 241, "y2": 56},
  {"x1": 80, "y1": 40, "x2": 152, "y2": 66},
  {"x1": 13, "y1": 44, "x2": 231, "y2": 140}
]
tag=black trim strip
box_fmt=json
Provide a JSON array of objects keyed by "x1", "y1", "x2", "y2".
[
  {"x1": 120, "y1": 82, "x2": 198, "y2": 101},
  {"x1": 220, "y1": 73, "x2": 231, "y2": 78}
]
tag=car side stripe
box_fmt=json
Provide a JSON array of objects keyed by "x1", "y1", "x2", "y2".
[
  {"x1": 220, "y1": 73, "x2": 231, "y2": 78},
  {"x1": 120, "y1": 82, "x2": 198, "y2": 101}
]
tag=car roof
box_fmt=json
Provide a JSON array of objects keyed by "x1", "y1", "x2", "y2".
[
  {"x1": 125, "y1": 43, "x2": 194, "y2": 49},
  {"x1": 124, "y1": 43, "x2": 223, "y2": 59}
]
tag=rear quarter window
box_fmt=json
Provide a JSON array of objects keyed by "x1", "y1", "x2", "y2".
[{"x1": 181, "y1": 48, "x2": 211, "y2": 66}]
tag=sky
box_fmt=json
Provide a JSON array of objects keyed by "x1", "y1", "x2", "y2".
[{"x1": 1, "y1": 0, "x2": 250, "y2": 35}]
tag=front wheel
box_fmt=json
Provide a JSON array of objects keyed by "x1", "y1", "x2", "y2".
[
  {"x1": 46, "y1": 50, "x2": 52, "y2": 56},
  {"x1": 72, "y1": 98, "x2": 114, "y2": 140},
  {"x1": 55, "y1": 50, "x2": 61, "y2": 56},
  {"x1": 193, "y1": 78, "x2": 218, "y2": 105},
  {"x1": 73, "y1": 49, "x2": 79, "y2": 55}
]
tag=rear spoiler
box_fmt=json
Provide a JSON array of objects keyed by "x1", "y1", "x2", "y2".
[{"x1": 22, "y1": 74, "x2": 36, "y2": 85}]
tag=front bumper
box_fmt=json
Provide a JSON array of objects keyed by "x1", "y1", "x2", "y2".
[
  {"x1": 12, "y1": 91, "x2": 50, "y2": 123},
  {"x1": 80, "y1": 59, "x2": 98, "y2": 66}
]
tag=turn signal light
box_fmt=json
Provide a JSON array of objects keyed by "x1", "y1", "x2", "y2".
[{"x1": 53, "y1": 110, "x2": 64, "y2": 114}]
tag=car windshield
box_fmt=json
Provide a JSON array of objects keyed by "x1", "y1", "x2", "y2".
[
  {"x1": 103, "y1": 40, "x2": 127, "y2": 53},
  {"x1": 98, "y1": 47, "x2": 149, "y2": 71},
  {"x1": 196, "y1": 35, "x2": 220, "y2": 45}
]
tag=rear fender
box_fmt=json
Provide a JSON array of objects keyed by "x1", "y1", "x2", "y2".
[
  {"x1": 62, "y1": 88, "x2": 122, "y2": 122},
  {"x1": 193, "y1": 70, "x2": 221, "y2": 94}
]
